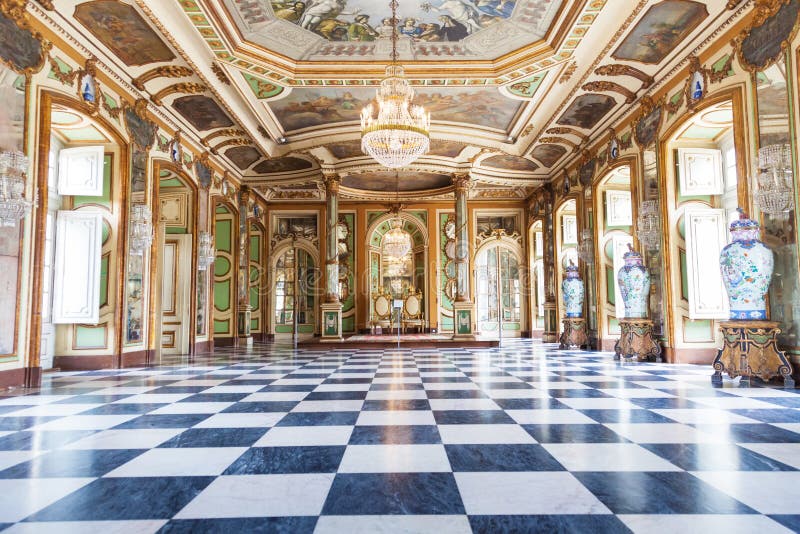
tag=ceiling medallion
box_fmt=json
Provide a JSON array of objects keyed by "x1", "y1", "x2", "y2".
[{"x1": 361, "y1": 0, "x2": 430, "y2": 169}]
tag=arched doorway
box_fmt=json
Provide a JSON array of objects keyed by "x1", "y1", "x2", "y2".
[
  {"x1": 270, "y1": 240, "x2": 320, "y2": 340},
  {"x1": 367, "y1": 212, "x2": 429, "y2": 332},
  {"x1": 474, "y1": 238, "x2": 524, "y2": 338},
  {"x1": 528, "y1": 220, "x2": 545, "y2": 337}
]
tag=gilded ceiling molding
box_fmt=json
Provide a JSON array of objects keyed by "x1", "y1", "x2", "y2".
[
  {"x1": 132, "y1": 66, "x2": 194, "y2": 91},
  {"x1": 726, "y1": 0, "x2": 745, "y2": 8},
  {"x1": 559, "y1": 61, "x2": 578, "y2": 84},
  {"x1": 35, "y1": 0, "x2": 53, "y2": 10},
  {"x1": 538, "y1": 136, "x2": 579, "y2": 151},
  {"x1": 594, "y1": 64, "x2": 654, "y2": 89},
  {"x1": 211, "y1": 63, "x2": 231, "y2": 86},
  {"x1": 212, "y1": 138, "x2": 252, "y2": 152},
  {"x1": 581, "y1": 81, "x2": 637, "y2": 104},
  {"x1": 150, "y1": 82, "x2": 207, "y2": 107},
  {"x1": 201, "y1": 128, "x2": 246, "y2": 147},
  {"x1": 545, "y1": 127, "x2": 588, "y2": 142}
]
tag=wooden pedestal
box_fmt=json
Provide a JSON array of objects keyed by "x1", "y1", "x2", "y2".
[
  {"x1": 559, "y1": 318, "x2": 588, "y2": 350},
  {"x1": 615, "y1": 319, "x2": 662, "y2": 362},
  {"x1": 712, "y1": 321, "x2": 794, "y2": 388}
]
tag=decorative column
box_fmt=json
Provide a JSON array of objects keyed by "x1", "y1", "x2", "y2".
[
  {"x1": 542, "y1": 186, "x2": 558, "y2": 343},
  {"x1": 321, "y1": 174, "x2": 343, "y2": 341},
  {"x1": 237, "y1": 186, "x2": 252, "y2": 346},
  {"x1": 453, "y1": 173, "x2": 475, "y2": 340}
]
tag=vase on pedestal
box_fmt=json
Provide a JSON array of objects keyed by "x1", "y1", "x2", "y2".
[
  {"x1": 617, "y1": 245, "x2": 650, "y2": 319},
  {"x1": 719, "y1": 210, "x2": 774, "y2": 320},
  {"x1": 561, "y1": 261, "x2": 584, "y2": 318}
]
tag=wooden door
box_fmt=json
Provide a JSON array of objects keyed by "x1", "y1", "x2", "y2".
[{"x1": 160, "y1": 234, "x2": 192, "y2": 355}]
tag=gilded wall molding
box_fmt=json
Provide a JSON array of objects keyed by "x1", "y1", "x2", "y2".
[{"x1": 132, "y1": 65, "x2": 194, "y2": 91}]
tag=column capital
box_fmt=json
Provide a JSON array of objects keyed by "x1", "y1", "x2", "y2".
[
  {"x1": 323, "y1": 173, "x2": 341, "y2": 195},
  {"x1": 453, "y1": 173, "x2": 471, "y2": 193}
]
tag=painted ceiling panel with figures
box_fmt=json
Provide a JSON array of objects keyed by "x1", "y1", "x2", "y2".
[{"x1": 31, "y1": 0, "x2": 751, "y2": 201}]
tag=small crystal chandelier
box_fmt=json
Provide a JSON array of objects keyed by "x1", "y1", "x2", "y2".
[
  {"x1": 578, "y1": 228, "x2": 594, "y2": 264},
  {"x1": 0, "y1": 150, "x2": 32, "y2": 227},
  {"x1": 754, "y1": 144, "x2": 795, "y2": 215},
  {"x1": 382, "y1": 171, "x2": 412, "y2": 260},
  {"x1": 198, "y1": 231, "x2": 216, "y2": 271},
  {"x1": 129, "y1": 204, "x2": 153, "y2": 255},
  {"x1": 361, "y1": 0, "x2": 430, "y2": 168},
  {"x1": 636, "y1": 200, "x2": 661, "y2": 250}
]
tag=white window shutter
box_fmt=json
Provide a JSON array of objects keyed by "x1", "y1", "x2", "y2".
[
  {"x1": 52, "y1": 210, "x2": 103, "y2": 324},
  {"x1": 685, "y1": 207, "x2": 729, "y2": 320},
  {"x1": 677, "y1": 148, "x2": 724, "y2": 196},
  {"x1": 57, "y1": 146, "x2": 105, "y2": 196}
]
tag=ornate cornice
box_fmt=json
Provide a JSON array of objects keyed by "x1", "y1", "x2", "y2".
[{"x1": 132, "y1": 65, "x2": 194, "y2": 91}]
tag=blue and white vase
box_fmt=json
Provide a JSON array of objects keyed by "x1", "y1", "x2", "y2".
[
  {"x1": 617, "y1": 246, "x2": 650, "y2": 319},
  {"x1": 562, "y1": 262, "x2": 584, "y2": 318},
  {"x1": 719, "y1": 210, "x2": 774, "y2": 320}
]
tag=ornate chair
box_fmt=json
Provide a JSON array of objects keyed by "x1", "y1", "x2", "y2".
[
  {"x1": 371, "y1": 289, "x2": 392, "y2": 334},
  {"x1": 402, "y1": 289, "x2": 424, "y2": 333}
]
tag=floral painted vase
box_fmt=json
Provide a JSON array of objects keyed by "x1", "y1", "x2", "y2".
[
  {"x1": 562, "y1": 261, "x2": 584, "y2": 318},
  {"x1": 719, "y1": 210, "x2": 774, "y2": 320},
  {"x1": 617, "y1": 245, "x2": 650, "y2": 319}
]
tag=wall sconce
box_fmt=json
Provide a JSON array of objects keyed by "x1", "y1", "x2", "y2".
[
  {"x1": 578, "y1": 228, "x2": 594, "y2": 264},
  {"x1": 198, "y1": 231, "x2": 216, "y2": 271},
  {"x1": 0, "y1": 150, "x2": 33, "y2": 227},
  {"x1": 636, "y1": 200, "x2": 661, "y2": 250},
  {"x1": 129, "y1": 204, "x2": 153, "y2": 255},
  {"x1": 754, "y1": 144, "x2": 794, "y2": 216}
]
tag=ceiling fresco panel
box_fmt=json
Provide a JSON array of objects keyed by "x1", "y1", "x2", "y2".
[
  {"x1": 556, "y1": 93, "x2": 617, "y2": 130},
  {"x1": 172, "y1": 95, "x2": 234, "y2": 131},
  {"x1": 266, "y1": 0, "x2": 518, "y2": 43},
  {"x1": 269, "y1": 87, "x2": 521, "y2": 132},
  {"x1": 612, "y1": 0, "x2": 708, "y2": 64},
  {"x1": 253, "y1": 157, "x2": 314, "y2": 174},
  {"x1": 226, "y1": 146, "x2": 263, "y2": 170},
  {"x1": 342, "y1": 171, "x2": 451, "y2": 192},
  {"x1": 482, "y1": 154, "x2": 538, "y2": 172},
  {"x1": 74, "y1": 1, "x2": 176, "y2": 66},
  {"x1": 531, "y1": 144, "x2": 566, "y2": 167}
]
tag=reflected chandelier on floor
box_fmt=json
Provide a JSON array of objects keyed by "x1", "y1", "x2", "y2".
[{"x1": 361, "y1": 0, "x2": 430, "y2": 168}]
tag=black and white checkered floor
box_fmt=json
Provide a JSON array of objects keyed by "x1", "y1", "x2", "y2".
[{"x1": 1, "y1": 340, "x2": 799, "y2": 533}]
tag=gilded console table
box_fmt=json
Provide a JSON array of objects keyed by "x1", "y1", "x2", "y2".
[
  {"x1": 615, "y1": 319, "x2": 662, "y2": 362},
  {"x1": 559, "y1": 318, "x2": 588, "y2": 350},
  {"x1": 712, "y1": 321, "x2": 794, "y2": 388}
]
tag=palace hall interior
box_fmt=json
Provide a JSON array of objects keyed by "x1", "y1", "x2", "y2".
[{"x1": 0, "y1": 0, "x2": 800, "y2": 532}]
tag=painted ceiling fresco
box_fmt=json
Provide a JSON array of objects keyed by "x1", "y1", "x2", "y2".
[
  {"x1": 270, "y1": 87, "x2": 521, "y2": 132},
  {"x1": 267, "y1": 0, "x2": 517, "y2": 42},
  {"x1": 342, "y1": 171, "x2": 451, "y2": 192},
  {"x1": 612, "y1": 0, "x2": 708, "y2": 64},
  {"x1": 482, "y1": 154, "x2": 538, "y2": 172},
  {"x1": 172, "y1": 96, "x2": 234, "y2": 131},
  {"x1": 557, "y1": 93, "x2": 617, "y2": 130},
  {"x1": 226, "y1": 146, "x2": 263, "y2": 170},
  {"x1": 253, "y1": 157, "x2": 314, "y2": 174},
  {"x1": 74, "y1": 1, "x2": 175, "y2": 66},
  {"x1": 531, "y1": 144, "x2": 566, "y2": 167}
]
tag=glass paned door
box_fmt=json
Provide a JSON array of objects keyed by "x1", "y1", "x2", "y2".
[{"x1": 477, "y1": 246, "x2": 521, "y2": 337}]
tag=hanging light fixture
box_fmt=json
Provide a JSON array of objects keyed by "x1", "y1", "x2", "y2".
[
  {"x1": 361, "y1": 0, "x2": 430, "y2": 168},
  {"x1": 129, "y1": 204, "x2": 153, "y2": 255},
  {"x1": 197, "y1": 231, "x2": 216, "y2": 271},
  {"x1": 0, "y1": 150, "x2": 32, "y2": 227},
  {"x1": 754, "y1": 144, "x2": 794, "y2": 215},
  {"x1": 636, "y1": 200, "x2": 661, "y2": 250},
  {"x1": 382, "y1": 172, "x2": 412, "y2": 260}
]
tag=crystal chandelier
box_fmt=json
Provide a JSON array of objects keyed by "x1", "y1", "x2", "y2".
[
  {"x1": 754, "y1": 144, "x2": 794, "y2": 215},
  {"x1": 0, "y1": 150, "x2": 32, "y2": 227},
  {"x1": 129, "y1": 204, "x2": 153, "y2": 255},
  {"x1": 382, "y1": 171, "x2": 412, "y2": 260},
  {"x1": 636, "y1": 200, "x2": 661, "y2": 250},
  {"x1": 578, "y1": 228, "x2": 594, "y2": 264},
  {"x1": 361, "y1": 0, "x2": 430, "y2": 168},
  {"x1": 197, "y1": 231, "x2": 216, "y2": 271}
]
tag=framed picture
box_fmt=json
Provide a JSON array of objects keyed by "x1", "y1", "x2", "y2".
[{"x1": 605, "y1": 190, "x2": 633, "y2": 226}]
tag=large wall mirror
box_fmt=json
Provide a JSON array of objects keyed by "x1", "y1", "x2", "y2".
[
  {"x1": 0, "y1": 64, "x2": 25, "y2": 356},
  {"x1": 756, "y1": 53, "x2": 799, "y2": 349}
]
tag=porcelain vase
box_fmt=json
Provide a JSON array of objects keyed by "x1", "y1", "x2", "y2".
[
  {"x1": 617, "y1": 247, "x2": 650, "y2": 319},
  {"x1": 561, "y1": 263, "x2": 584, "y2": 318},
  {"x1": 719, "y1": 212, "x2": 774, "y2": 320}
]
